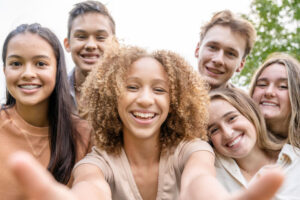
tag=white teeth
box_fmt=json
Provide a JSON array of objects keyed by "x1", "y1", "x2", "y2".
[
  {"x1": 207, "y1": 67, "x2": 223, "y2": 74},
  {"x1": 19, "y1": 85, "x2": 40, "y2": 89},
  {"x1": 81, "y1": 55, "x2": 98, "y2": 58},
  {"x1": 227, "y1": 135, "x2": 242, "y2": 147},
  {"x1": 133, "y1": 112, "x2": 155, "y2": 119},
  {"x1": 261, "y1": 102, "x2": 277, "y2": 106}
]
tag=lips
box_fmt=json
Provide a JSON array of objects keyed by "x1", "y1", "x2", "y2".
[
  {"x1": 79, "y1": 53, "x2": 100, "y2": 64},
  {"x1": 132, "y1": 111, "x2": 156, "y2": 119},
  {"x1": 225, "y1": 134, "x2": 243, "y2": 148},
  {"x1": 18, "y1": 84, "x2": 41, "y2": 89},
  {"x1": 205, "y1": 66, "x2": 224, "y2": 76},
  {"x1": 260, "y1": 101, "x2": 278, "y2": 107}
]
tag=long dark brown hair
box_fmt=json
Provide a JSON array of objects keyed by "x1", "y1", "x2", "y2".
[{"x1": 2, "y1": 23, "x2": 77, "y2": 184}]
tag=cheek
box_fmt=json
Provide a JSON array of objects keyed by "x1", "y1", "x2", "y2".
[
  {"x1": 211, "y1": 135, "x2": 222, "y2": 148},
  {"x1": 252, "y1": 89, "x2": 262, "y2": 103}
]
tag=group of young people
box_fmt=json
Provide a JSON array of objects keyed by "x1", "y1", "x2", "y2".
[{"x1": 1, "y1": 0, "x2": 299, "y2": 200}]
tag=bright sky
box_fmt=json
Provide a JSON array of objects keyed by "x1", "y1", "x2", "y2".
[{"x1": 0, "y1": 0, "x2": 251, "y2": 102}]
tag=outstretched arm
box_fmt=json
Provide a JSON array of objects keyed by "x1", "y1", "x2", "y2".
[
  {"x1": 180, "y1": 151, "x2": 284, "y2": 200},
  {"x1": 9, "y1": 151, "x2": 111, "y2": 200}
]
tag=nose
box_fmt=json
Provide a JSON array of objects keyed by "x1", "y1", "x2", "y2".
[
  {"x1": 21, "y1": 64, "x2": 36, "y2": 80},
  {"x1": 264, "y1": 84, "x2": 276, "y2": 98},
  {"x1": 212, "y1": 50, "x2": 225, "y2": 67},
  {"x1": 221, "y1": 124, "x2": 234, "y2": 140},
  {"x1": 85, "y1": 36, "x2": 97, "y2": 51},
  {"x1": 136, "y1": 88, "x2": 154, "y2": 107}
]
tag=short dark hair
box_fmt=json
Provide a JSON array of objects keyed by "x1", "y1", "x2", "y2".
[{"x1": 67, "y1": 0, "x2": 115, "y2": 38}]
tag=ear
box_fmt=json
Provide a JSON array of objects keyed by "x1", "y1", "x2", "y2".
[
  {"x1": 63, "y1": 38, "x2": 71, "y2": 52},
  {"x1": 194, "y1": 42, "x2": 200, "y2": 58},
  {"x1": 236, "y1": 58, "x2": 245, "y2": 72}
]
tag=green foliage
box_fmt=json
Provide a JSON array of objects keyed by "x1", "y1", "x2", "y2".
[{"x1": 232, "y1": 0, "x2": 300, "y2": 87}]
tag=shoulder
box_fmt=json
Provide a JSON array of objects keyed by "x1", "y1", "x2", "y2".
[
  {"x1": 0, "y1": 106, "x2": 13, "y2": 124},
  {"x1": 176, "y1": 138, "x2": 214, "y2": 155}
]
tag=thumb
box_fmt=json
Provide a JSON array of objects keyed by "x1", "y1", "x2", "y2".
[
  {"x1": 232, "y1": 168, "x2": 284, "y2": 200},
  {"x1": 8, "y1": 151, "x2": 73, "y2": 200}
]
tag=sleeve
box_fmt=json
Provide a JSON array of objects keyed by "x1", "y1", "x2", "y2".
[
  {"x1": 73, "y1": 146, "x2": 114, "y2": 184},
  {"x1": 175, "y1": 138, "x2": 214, "y2": 172}
]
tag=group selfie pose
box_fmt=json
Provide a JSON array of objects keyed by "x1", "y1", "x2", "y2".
[{"x1": 1, "y1": 1, "x2": 299, "y2": 200}]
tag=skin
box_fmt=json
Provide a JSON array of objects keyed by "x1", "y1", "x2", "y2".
[
  {"x1": 117, "y1": 57, "x2": 170, "y2": 200},
  {"x1": 64, "y1": 12, "x2": 114, "y2": 102},
  {"x1": 195, "y1": 25, "x2": 246, "y2": 90},
  {"x1": 4, "y1": 33, "x2": 57, "y2": 127},
  {"x1": 208, "y1": 99, "x2": 274, "y2": 181},
  {"x1": 252, "y1": 63, "x2": 291, "y2": 137},
  {"x1": 6, "y1": 57, "x2": 284, "y2": 200}
]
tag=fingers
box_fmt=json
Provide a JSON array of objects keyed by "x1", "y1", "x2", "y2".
[
  {"x1": 8, "y1": 151, "x2": 73, "y2": 200},
  {"x1": 233, "y1": 168, "x2": 284, "y2": 200}
]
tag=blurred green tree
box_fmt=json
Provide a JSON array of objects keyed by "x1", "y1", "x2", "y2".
[{"x1": 232, "y1": 0, "x2": 300, "y2": 87}]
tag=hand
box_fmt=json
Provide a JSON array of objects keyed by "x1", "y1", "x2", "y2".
[
  {"x1": 231, "y1": 168, "x2": 284, "y2": 200},
  {"x1": 9, "y1": 151, "x2": 77, "y2": 200}
]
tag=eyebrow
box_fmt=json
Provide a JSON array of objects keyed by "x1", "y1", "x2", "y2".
[
  {"x1": 207, "y1": 42, "x2": 239, "y2": 54},
  {"x1": 127, "y1": 77, "x2": 168, "y2": 84},
  {"x1": 6, "y1": 55, "x2": 51, "y2": 60},
  {"x1": 208, "y1": 110, "x2": 237, "y2": 130},
  {"x1": 256, "y1": 77, "x2": 288, "y2": 82},
  {"x1": 73, "y1": 29, "x2": 109, "y2": 34}
]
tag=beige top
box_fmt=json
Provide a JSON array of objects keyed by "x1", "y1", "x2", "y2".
[
  {"x1": 0, "y1": 106, "x2": 91, "y2": 200},
  {"x1": 75, "y1": 139, "x2": 213, "y2": 200},
  {"x1": 215, "y1": 144, "x2": 300, "y2": 200}
]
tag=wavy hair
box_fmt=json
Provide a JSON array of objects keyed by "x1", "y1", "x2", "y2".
[{"x1": 81, "y1": 38, "x2": 209, "y2": 154}]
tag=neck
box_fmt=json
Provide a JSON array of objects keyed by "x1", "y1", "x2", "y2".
[
  {"x1": 235, "y1": 145, "x2": 275, "y2": 180},
  {"x1": 123, "y1": 133, "x2": 160, "y2": 167},
  {"x1": 15, "y1": 101, "x2": 49, "y2": 127},
  {"x1": 75, "y1": 67, "x2": 88, "y2": 89},
  {"x1": 266, "y1": 118, "x2": 289, "y2": 138},
  {"x1": 210, "y1": 82, "x2": 228, "y2": 91}
]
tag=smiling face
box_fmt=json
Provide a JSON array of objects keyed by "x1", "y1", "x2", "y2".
[
  {"x1": 195, "y1": 25, "x2": 246, "y2": 89},
  {"x1": 252, "y1": 63, "x2": 291, "y2": 125},
  {"x1": 4, "y1": 33, "x2": 57, "y2": 108},
  {"x1": 117, "y1": 57, "x2": 170, "y2": 142},
  {"x1": 208, "y1": 98, "x2": 257, "y2": 159},
  {"x1": 64, "y1": 12, "x2": 113, "y2": 76}
]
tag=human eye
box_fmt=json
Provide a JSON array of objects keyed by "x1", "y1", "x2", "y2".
[
  {"x1": 279, "y1": 85, "x2": 288, "y2": 89},
  {"x1": 9, "y1": 61, "x2": 22, "y2": 67},
  {"x1": 126, "y1": 85, "x2": 138, "y2": 91},
  {"x1": 226, "y1": 51, "x2": 237, "y2": 58},
  {"x1": 75, "y1": 33, "x2": 87, "y2": 40},
  {"x1": 154, "y1": 87, "x2": 167, "y2": 94},
  {"x1": 228, "y1": 114, "x2": 238, "y2": 122},
  {"x1": 96, "y1": 35, "x2": 107, "y2": 41},
  {"x1": 256, "y1": 81, "x2": 267, "y2": 88},
  {"x1": 36, "y1": 61, "x2": 48, "y2": 67},
  {"x1": 209, "y1": 126, "x2": 219, "y2": 136},
  {"x1": 207, "y1": 44, "x2": 218, "y2": 51}
]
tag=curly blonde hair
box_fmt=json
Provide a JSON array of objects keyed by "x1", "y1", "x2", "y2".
[{"x1": 80, "y1": 38, "x2": 209, "y2": 154}]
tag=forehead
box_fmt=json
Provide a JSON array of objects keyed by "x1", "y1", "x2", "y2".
[
  {"x1": 70, "y1": 12, "x2": 113, "y2": 34},
  {"x1": 6, "y1": 33, "x2": 55, "y2": 57},
  {"x1": 202, "y1": 25, "x2": 246, "y2": 53},
  {"x1": 209, "y1": 98, "x2": 237, "y2": 117},
  {"x1": 127, "y1": 57, "x2": 168, "y2": 80},
  {"x1": 258, "y1": 63, "x2": 287, "y2": 80}
]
